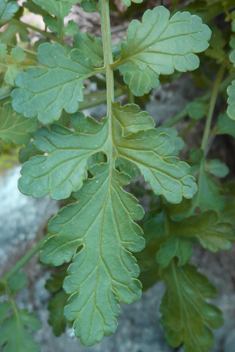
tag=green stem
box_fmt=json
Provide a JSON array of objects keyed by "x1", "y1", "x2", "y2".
[
  {"x1": 80, "y1": 88, "x2": 123, "y2": 110},
  {"x1": 100, "y1": 0, "x2": 114, "y2": 162},
  {"x1": 127, "y1": 86, "x2": 135, "y2": 104},
  {"x1": 201, "y1": 65, "x2": 225, "y2": 151},
  {"x1": 2, "y1": 233, "x2": 51, "y2": 282},
  {"x1": 12, "y1": 19, "x2": 61, "y2": 43},
  {"x1": 180, "y1": 119, "x2": 197, "y2": 139}
]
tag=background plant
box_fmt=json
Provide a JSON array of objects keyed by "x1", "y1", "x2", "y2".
[{"x1": 0, "y1": 0, "x2": 235, "y2": 351}]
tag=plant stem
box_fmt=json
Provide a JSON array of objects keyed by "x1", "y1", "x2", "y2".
[
  {"x1": 127, "y1": 86, "x2": 135, "y2": 104},
  {"x1": 180, "y1": 119, "x2": 197, "y2": 138},
  {"x1": 2, "y1": 233, "x2": 51, "y2": 282},
  {"x1": 12, "y1": 19, "x2": 61, "y2": 43},
  {"x1": 100, "y1": 0, "x2": 115, "y2": 167},
  {"x1": 80, "y1": 88, "x2": 123, "y2": 110},
  {"x1": 201, "y1": 65, "x2": 225, "y2": 151}
]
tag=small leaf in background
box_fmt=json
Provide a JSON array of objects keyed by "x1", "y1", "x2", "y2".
[
  {"x1": 0, "y1": 309, "x2": 41, "y2": 352},
  {"x1": 216, "y1": 113, "x2": 235, "y2": 138},
  {"x1": 157, "y1": 126, "x2": 185, "y2": 156},
  {"x1": 119, "y1": 6, "x2": 211, "y2": 95},
  {"x1": 186, "y1": 100, "x2": 208, "y2": 120},
  {"x1": 0, "y1": 102, "x2": 37, "y2": 145},
  {"x1": 7, "y1": 272, "x2": 27, "y2": 294},
  {"x1": 18, "y1": 142, "x2": 43, "y2": 164},
  {"x1": 204, "y1": 159, "x2": 229, "y2": 178},
  {"x1": 12, "y1": 43, "x2": 94, "y2": 123},
  {"x1": 205, "y1": 26, "x2": 226, "y2": 61},
  {"x1": 48, "y1": 290, "x2": 69, "y2": 337},
  {"x1": 64, "y1": 20, "x2": 79, "y2": 36},
  {"x1": 46, "y1": 267, "x2": 69, "y2": 337},
  {"x1": 0, "y1": 0, "x2": 19, "y2": 26},
  {"x1": 121, "y1": 0, "x2": 143, "y2": 7},
  {"x1": 81, "y1": 0, "x2": 98, "y2": 13},
  {"x1": 161, "y1": 262, "x2": 224, "y2": 352},
  {"x1": 119, "y1": 63, "x2": 160, "y2": 97},
  {"x1": 10, "y1": 47, "x2": 26, "y2": 63},
  {"x1": 174, "y1": 211, "x2": 235, "y2": 253},
  {"x1": 157, "y1": 237, "x2": 194, "y2": 268},
  {"x1": 73, "y1": 33, "x2": 103, "y2": 67}
]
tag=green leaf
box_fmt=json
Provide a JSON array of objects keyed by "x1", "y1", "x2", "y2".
[
  {"x1": 0, "y1": 0, "x2": 19, "y2": 26},
  {"x1": 12, "y1": 43, "x2": 94, "y2": 124},
  {"x1": 111, "y1": 102, "x2": 155, "y2": 134},
  {"x1": 204, "y1": 159, "x2": 229, "y2": 178},
  {"x1": 121, "y1": 0, "x2": 143, "y2": 6},
  {"x1": 157, "y1": 237, "x2": 193, "y2": 268},
  {"x1": 156, "y1": 126, "x2": 185, "y2": 156},
  {"x1": 81, "y1": 1, "x2": 98, "y2": 13},
  {"x1": 73, "y1": 33, "x2": 103, "y2": 67},
  {"x1": 186, "y1": 100, "x2": 208, "y2": 120},
  {"x1": 7, "y1": 272, "x2": 27, "y2": 294},
  {"x1": 135, "y1": 211, "x2": 165, "y2": 291},
  {"x1": 0, "y1": 102, "x2": 37, "y2": 145},
  {"x1": 10, "y1": 47, "x2": 26, "y2": 63},
  {"x1": 31, "y1": 0, "x2": 71, "y2": 19},
  {"x1": 19, "y1": 142, "x2": 43, "y2": 164},
  {"x1": 18, "y1": 117, "x2": 108, "y2": 200},
  {"x1": 48, "y1": 290, "x2": 69, "y2": 337},
  {"x1": 205, "y1": 26, "x2": 226, "y2": 61},
  {"x1": 40, "y1": 163, "x2": 145, "y2": 346},
  {"x1": 0, "y1": 309, "x2": 41, "y2": 352},
  {"x1": 113, "y1": 102, "x2": 197, "y2": 203},
  {"x1": 227, "y1": 80, "x2": 235, "y2": 120},
  {"x1": 46, "y1": 267, "x2": 69, "y2": 337},
  {"x1": 0, "y1": 42, "x2": 7, "y2": 62},
  {"x1": 119, "y1": 6, "x2": 211, "y2": 95},
  {"x1": 23, "y1": 0, "x2": 48, "y2": 17},
  {"x1": 0, "y1": 302, "x2": 11, "y2": 323},
  {"x1": 194, "y1": 161, "x2": 225, "y2": 212},
  {"x1": 160, "y1": 262, "x2": 224, "y2": 352},
  {"x1": 119, "y1": 63, "x2": 159, "y2": 96},
  {"x1": 227, "y1": 50, "x2": 235, "y2": 120},
  {"x1": 175, "y1": 211, "x2": 235, "y2": 253},
  {"x1": 64, "y1": 20, "x2": 79, "y2": 36},
  {"x1": 216, "y1": 113, "x2": 235, "y2": 138}
]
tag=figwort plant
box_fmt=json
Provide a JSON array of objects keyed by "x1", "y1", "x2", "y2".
[{"x1": 0, "y1": 0, "x2": 235, "y2": 351}]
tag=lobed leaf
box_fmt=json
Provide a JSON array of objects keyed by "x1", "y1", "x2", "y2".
[
  {"x1": 161, "y1": 262, "x2": 224, "y2": 352},
  {"x1": 157, "y1": 237, "x2": 193, "y2": 268},
  {"x1": 119, "y1": 6, "x2": 211, "y2": 95},
  {"x1": 113, "y1": 102, "x2": 197, "y2": 203},
  {"x1": 0, "y1": 309, "x2": 41, "y2": 352},
  {"x1": 12, "y1": 43, "x2": 94, "y2": 124},
  {"x1": 73, "y1": 33, "x2": 103, "y2": 67},
  {"x1": 18, "y1": 116, "x2": 108, "y2": 200},
  {"x1": 0, "y1": 103, "x2": 37, "y2": 145},
  {"x1": 216, "y1": 113, "x2": 235, "y2": 138},
  {"x1": 41, "y1": 163, "x2": 145, "y2": 346},
  {"x1": 0, "y1": 0, "x2": 19, "y2": 26},
  {"x1": 174, "y1": 210, "x2": 235, "y2": 253},
  {"x1": 31, "y1": 0, "x2": 71, "y2": 19}
]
